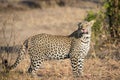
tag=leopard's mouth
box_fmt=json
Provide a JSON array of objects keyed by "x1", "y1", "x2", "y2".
[{"x1": 81, "y1": 29, "x2": 88, "y2": 34}]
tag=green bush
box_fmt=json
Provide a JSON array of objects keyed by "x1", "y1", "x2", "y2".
[{"x1": 85, "y1": 11, "x2": 102, "y2": 37}]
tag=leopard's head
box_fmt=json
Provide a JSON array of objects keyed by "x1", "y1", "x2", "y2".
[
  {"x1": 69, "y1": 20, "x2": 95, "y2": 39},
  {"x1": 78, "y1": 20, "x2": 95, "y2": 38}
]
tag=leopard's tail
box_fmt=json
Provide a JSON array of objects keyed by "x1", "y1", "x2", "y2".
[{"x1": 4, "y1": 39, "x2": 28, "y2": 71}]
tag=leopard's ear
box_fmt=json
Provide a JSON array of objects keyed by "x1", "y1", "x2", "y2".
[
  {"x1": 89, "y1": 20, "x2": 95, "y2": 26},
  {"x1": 78, "y1": 22, "x2": 82, "y2": 30}
]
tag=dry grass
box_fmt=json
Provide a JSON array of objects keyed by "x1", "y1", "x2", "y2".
[
  {"x1": 0, "y1": 1, "x2": 120, "y2": 80},
  {"x1": 0, "y1": 55, "x2": 120, "y2": 80}
]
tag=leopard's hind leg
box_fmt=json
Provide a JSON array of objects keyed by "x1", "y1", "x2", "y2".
[{"x1": 27, "y1": 54, "x2": 46, "y2": 77}]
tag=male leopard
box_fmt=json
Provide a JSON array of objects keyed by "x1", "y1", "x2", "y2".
[{"x1": 5, "y1": 20, "x2": 95, "y2": 77}]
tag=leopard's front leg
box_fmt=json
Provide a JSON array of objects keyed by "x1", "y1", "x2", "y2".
[{"x1": 70, "y1": 53, "x2": 85, "y2": 77}]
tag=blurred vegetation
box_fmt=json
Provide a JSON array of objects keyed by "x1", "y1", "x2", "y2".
[
  {"x1": 0, "y1": 0, "x2": 99, "y2": 10},
  {"x1": 85, "y1": 0, "x2": 120, "y2": 41},
  {"x1": 85, "y1": 0, "x2": 120, "y2": 59},
  {"x1": 104, "y1": 0, "x2": 120, "y2": 38},
  {"x1": 85, "y1": 11, "x2": 102, "y2": 40}
]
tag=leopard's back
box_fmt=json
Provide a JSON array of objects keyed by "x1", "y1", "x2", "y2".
[{"x1": 27, "y1": 33, "x2": 72, "y2": 59}]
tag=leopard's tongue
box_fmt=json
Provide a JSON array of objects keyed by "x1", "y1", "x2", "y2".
[{"x1": 82, "y1": 29, "x2": 88, "y2": 33}]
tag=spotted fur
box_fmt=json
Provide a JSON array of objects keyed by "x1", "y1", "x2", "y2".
[{"x1": 5, "y1": 20, "x2": 95, "y2": 77}]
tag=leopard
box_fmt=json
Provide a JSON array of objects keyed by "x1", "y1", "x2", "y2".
[{"x1": 4, "y1": 20, "x2": 95, "y2": 77}]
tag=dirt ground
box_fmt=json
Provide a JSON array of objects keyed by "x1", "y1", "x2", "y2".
[{"x1": 0, "y1": 1, "x2": 120, "y2": 80}]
